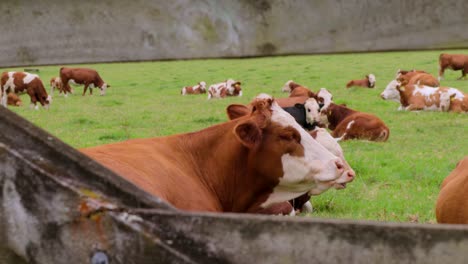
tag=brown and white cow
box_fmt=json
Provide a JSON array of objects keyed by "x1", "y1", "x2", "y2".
[
  {"x1": 346, "y1": 74, "x2": 376, "y2": 89},
  {"x1": 81, "y1": 94, "x2": 345, "y2": 213},
  {"x1": 397, "y1": 72, "x2": 439, "y2": 87},
  {"x1": 60, "y1": 67, "x2": 110, "y2": 96},
  {"x1": 1, "y1": 71, "x2": 51, "y2": 109},
  {"x1": 438, "y1": 53, "x2": 468, "y2": 81},
  {"x1": 395, "y1": 84, "x2": 467, "y2": 112},
  {"x1": 181, "y1": 81, "x2": 206, "y2": 95},
  {"x1": 207, "y1": 79, "x2": 242, "y2": 99},
  {"x1": 281, "y1": 80, "x2": 316, "y2": 98},
  {"x1": 436, "y1": 156, "x2": 468, "y2": 224},
  {"x1": 306, "y1": 98, "x2": 389, "y2": 141}
]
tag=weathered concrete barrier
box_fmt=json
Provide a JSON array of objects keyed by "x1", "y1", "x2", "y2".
[
  {"x1": 1, "y1": 106, "x2": 468, "y2": 263},
  {"x1": 1, "y1": 0, "x2": 468, "y2": 67}
]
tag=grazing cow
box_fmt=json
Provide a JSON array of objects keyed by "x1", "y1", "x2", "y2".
[
  {"x1": 395, "y1": 84, "x2": 467, "y2": 112},
  {"x1": 397, "y1": 72, "x2": 439, "y2": 87},
  {"x1": 207, "y1": 79, "x2": 242, "y2": 99},
  {"x1": 181, "y1": 81, "x2": 206, "y2": 95},
  {"x1": 81, "y1": 94, "x2": 345, "y2": 213},
  {"x1": 306, "y1": 99, "x2": 389, "y2": 141},
  {"x1": 346, "y1": 74, "x2": 376, "y2": 89},
  {"x1": 50, "y1": 76, "x2": 68, "y2": 95},
  {"x1": 436, "y1": 156, "x2": 468, "y2": 224},
  {"x1": 1, "y1": 71, "x2": 51, "y2": 109},
  {"x1": 60, "y1": 67, "x2": 110, "y2": 96},
  {"x1": 438, "y1": 53, "x2": 468, "y2": 81}
]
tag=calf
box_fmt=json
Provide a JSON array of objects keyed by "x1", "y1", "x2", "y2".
[
  {"x1": 7, "y1": 93, "x2": 22, "y2": 107},
  {"x1": 50, "y1": 76, "x2": 67, "y2": 95},
  {"x1": 207, "y1": 79, "x2": 242, "y2": 99},
  {"x1": 436, "y1": 156, "x2": 468, "y2": 224},
  {"x1": 438, "y1": 53, "x2": 468, "y2": 80},
  {"x1": 82, "y1": 94, "x2": 344, "y2": 213},
  {"x1": 307, "y1": 99, "x2": 389, "y2": 141},
  {"x1": 396, "y1": 84, "x2": 467, "y2": 112},
  {"x1": 60, "y1": 67, "x2": 110, "y2": 96},
  {"x1": 1, "y1": 71, "x2": 51, "y2": 109},
  {"x1": 181, "y1": 81, "x2": 206, "y2": 95},
  {"x1": 346, "y1": 74, "x2": 376, "y2": 89}
]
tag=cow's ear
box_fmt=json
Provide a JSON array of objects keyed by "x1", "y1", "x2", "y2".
[
  {"x1": 234, "y1": 121, "x2": 262, "y2": 148},
  {"x1": 227, "y1": 104, "x2": 250, "y2": 120},
  {"x1": 294, "y1": 103, "x2": 304, "y2": 110}
]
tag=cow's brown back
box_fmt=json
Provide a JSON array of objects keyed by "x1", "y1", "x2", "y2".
[{"x1": 436, "y1": 156, "x2": 468, "y2": 224}]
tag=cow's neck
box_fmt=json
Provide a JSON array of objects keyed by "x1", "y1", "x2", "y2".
[
  {"x1": 398, "y1": 85, "x2": 414, "y2": 107},
  {"x1": 174, "y1": 118, "x2": 269, "y2": 212},
  {"x1": 326, "y1": 103, "x2": 356, "y2": 130}
]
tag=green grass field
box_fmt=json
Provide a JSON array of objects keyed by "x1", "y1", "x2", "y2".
[{"x1": 3, "y1": 49, "x2": 467, "y2": 223}]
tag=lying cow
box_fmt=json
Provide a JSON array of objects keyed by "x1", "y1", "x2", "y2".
[
  {"x1": 60, "y1": 67, "x2": 110, "y2": 96},
  {"x1": 346, "y1": 74, "x2": 376, "y2": 89},
  {"x1": 395, "y1": 69, "x2": 427, "y2": 79},
  {"x1": 438, "y1": 53, "x2": 468, "y2": 81},
  {"x1": 181, "y1": 81, "x2": 206, "y2": 95},
  {"x1": 306, "y1": 98, "x2": 389, "y2": 141},
  {"x1": 395, "y1": 84, "x2": 467, "y2": 112},
  {"x1": 82, "y1": 94, "x2": 345, "y2": 213},
  {"x1": 397, "y1": 72, "x2": 439, "y2": 87},
  {"x1": 1, "y1": 71, "x2": 51, "y2": 109},
  {"x1": 281, "y1": 80, "x2": 316, "y2": 98},
  {"x1": 436, "y1": 156, "x2": 468, "y2": 224},
  {"x1": 6, "y1": 93, "x2": 22, "y2": 107},
  {"x1": 207, "y1": 79, "x2": 242, "y2": 99},
  {"x1": 226, "y1": 101, "x2": 355, "y2": 215}
]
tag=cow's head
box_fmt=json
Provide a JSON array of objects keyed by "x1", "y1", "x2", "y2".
[
  {"x1": 367, "y1": 74, "x2": 376, "y2": 88},
  {"x1": 304, "y1": 97, "x2": 330, "y2": 127},
  {"x1": 281, "y1": 80, "x2": 294, "y2": 92},
  {"x1": 380, "y1": 80, "x2": 401, "y2": 102},
  {"x1": 308, "y1": 128, "x2": 355, "y2": 194},
  {"x1": 100, "y1": 83, "x2": 110, "y2": 96},
  {"x1": 227, "y1": 94, "x2": 345, "y2": 207},
  {"x1": 317, "y1": 88, "x2": 333, "y2": 109},
  {"x1": 199, "y1": 81, "x2": 207, "y2": 93}
]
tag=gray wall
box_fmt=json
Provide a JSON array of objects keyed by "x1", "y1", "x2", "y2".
[{"x1": 1, "y1": 0, "x2": 468, "y2": 67}]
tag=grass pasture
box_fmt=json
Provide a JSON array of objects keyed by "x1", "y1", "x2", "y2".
[{"x1": 3, "y1": 49, "x2": 467, "y2": 223}]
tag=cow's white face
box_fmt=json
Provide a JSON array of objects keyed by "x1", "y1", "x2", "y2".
[
  {"x1": 281, "y1": 80, "x2": 293, "y2": 92},
  {"x1": 380, "y1": 80, "x2": 401, "y2": 102},
  {"x1": 304, "y1": 98, "x2": 321, "y2": 125},
  {"x1": 367, "y1": 74, "x2": 376, "y2": 87},
  {"x1": 258, "y1": 94, "x2": 344, "y2": 207},
  {"x1": 317, "y1": 88, "x2": 333, "y2": 109},
  {"x1": 308, "y1": 128, "x2": 355, "y2": 194},
  {"x1": 199, "y1": 81, "x2": 207, "y2": 91},
  {"x1": 100, "y1": 83, "x2": 108, "y2": 96}
]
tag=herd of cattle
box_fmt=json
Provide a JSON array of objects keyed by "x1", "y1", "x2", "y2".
[
  {"x1": 1, "y1": 53, "x2": 467, "y2": 224},
  {"x1": 0, "y1": 67, "x2": 110, "y2": 109}
]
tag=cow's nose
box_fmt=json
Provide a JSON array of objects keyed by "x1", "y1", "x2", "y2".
[{"x1": 347, "y1": 170, "x2": 356, "y2": 180}]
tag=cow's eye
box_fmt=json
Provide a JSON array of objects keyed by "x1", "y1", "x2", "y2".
[{"x1": 307, "y1": 109, "x2": 311, "y2": 112}]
